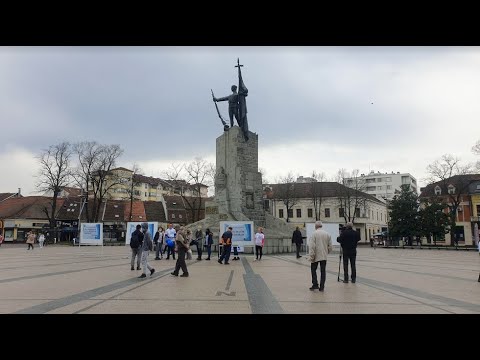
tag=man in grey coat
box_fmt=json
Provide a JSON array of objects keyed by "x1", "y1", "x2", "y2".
[
  {"x1": 307, "y1": 221, "x2": 332, "y2": 291},
  {"x1": 139, "y1": 222, "x2": 155, "y2": 279}
]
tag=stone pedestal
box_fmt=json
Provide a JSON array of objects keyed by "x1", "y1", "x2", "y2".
[
  {"x1": 186, "y1": 126, "x2": 297, "y2": 254},
  {"x1": 214, "y1": 126, "x2": 265, "y2": 227}
]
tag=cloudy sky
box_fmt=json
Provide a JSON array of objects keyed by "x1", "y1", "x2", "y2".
[{"x1": 1, "y1": 46, "x2": 479, "y2": 195}]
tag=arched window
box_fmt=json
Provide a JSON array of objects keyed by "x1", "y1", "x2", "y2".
[
  {"x1": 434, "y1": 186, "x2": 441, "y2": 195},
  {"x1": 447, "y1": 184, "x2": 455, "y2": 194}
]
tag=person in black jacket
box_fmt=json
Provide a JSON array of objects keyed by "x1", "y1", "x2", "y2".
[
  {"x1": 130, "y1": 224, "x2": 144, "y2": 271},
  {"x1": 291, "y1": 227, "x2": 303, "y2": 259},
  {"x1": 337, "y1": 222, "x2": 361, "y2": 283}
]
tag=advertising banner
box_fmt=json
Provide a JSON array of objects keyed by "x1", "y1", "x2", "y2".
[
  {"x1": 219, "y1": 221, "x2": 254, "y2": 250},
  {"x1": 125, "y1": 222, "x2": 158, "y2": 246},
  {"x1": 80, "y1": 223, "x2": 103, "y2": 245}
]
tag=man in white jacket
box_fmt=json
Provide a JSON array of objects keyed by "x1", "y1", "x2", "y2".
[{"x1": 307, "y1": 221, "x2": 332, "y2": 292}]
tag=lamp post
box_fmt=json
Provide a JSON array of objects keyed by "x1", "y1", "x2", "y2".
[
  {"x1": 77, "y1": 189, "x2": 88, "y2": 246},
  {"x1": 382, "y1": 195, "x2": 389, "y2": 246}
]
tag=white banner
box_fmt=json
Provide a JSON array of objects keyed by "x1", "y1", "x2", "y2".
[
  {"x1": 80, "y1": 223, "x2": 103, "y2": 245},
  {"x1": 219, "y1": 221, "x2": 254, "y2": 248},
  {"x1": 306, "y1": 222, "x2": 341, "y2": 246}
]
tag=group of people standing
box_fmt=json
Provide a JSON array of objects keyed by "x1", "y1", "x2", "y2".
[{"x1": 130, "y1": 223, "x2": 217, "y2": 279}]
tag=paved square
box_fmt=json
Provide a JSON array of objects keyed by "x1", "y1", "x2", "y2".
[{"x1": 0, "y1": 245, "x2": 479, "y2": 314}]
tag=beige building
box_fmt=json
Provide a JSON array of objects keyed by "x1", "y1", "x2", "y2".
[{"x1": 106, "y1": 167, "x2": 209, "y2": 202}]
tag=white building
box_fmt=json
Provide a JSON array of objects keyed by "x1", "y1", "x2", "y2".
[
  {"x1": 264, "y1": 182, "x2": 388, "y2": 243},
  {"x1": 344, "y1": 171, "x2": 418, "y2": 201}
]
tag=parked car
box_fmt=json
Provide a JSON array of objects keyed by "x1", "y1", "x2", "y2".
[{"x1": 372, "y1": 231, "x2": 388, "y2": 245}]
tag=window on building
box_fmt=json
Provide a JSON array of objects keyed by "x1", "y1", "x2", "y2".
[
  {"x1": 434, "y1": 186, "x2": 441, "y2": 195},
  {"x1": 288, "y1": 209, "x2": 293, "y2": 218},
  {"x1": 144, "y1": 192, "x2": 147, "y2": 197},
  {"x1": 179, "y1": 214, "x2": 182, "y2": 219},
  {"x1": 145, "y1": 184, "x2": 147, "y2": 189},
  {"x1": 355, "y1": 208, "x2": 360, "y2": 217},
  {"x1": 339, "y1": 208, "x2": 345, "y2": 217},
  {"x1": 381, "y1": 213, "x2": 383, "y2": 221},
  {"x1": 366, "y1": 186, "x2": 376, "y2": 191},
  {"x1": 134, "y1": 190, "x2": 140, "y2": 196},
  {"x1": 325, "y1": 208, "x2": 330, "y2": 217},
  {"x1": 279, "y1": 209, "x2": 284, "y2": 218},
  {"x1": 377, "y1": 186, "x2": 383, "y2": 191},
  {"x1": 476, "y1": 204, "x2": 480, "y2": 215},
  {"x1": 387, "y1": 185, "x2": 392, "y2": 190},
  {"x1": 264, "y1": 200, "x2": 270, "y2": 211},
  {"x1": 448, "y1": 185, "x2": 455, "y2": 194},
  {"x1": 308, "y1": 208, "x2": 313, "y2": 218},
  {"x1": 296, "y1": 209, "x2": 302, "y2": 218},
  {"x1": 385, "y1": 177, "x2": 391, "y2": 182},
  {"x1": 171, "y1": 214, "x2": 175, "y2": 219},
  {"x1": 377, "y1": 178, "x2": 382, "y2": 182}
]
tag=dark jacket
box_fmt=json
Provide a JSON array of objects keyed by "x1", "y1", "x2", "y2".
[
  {"x1": 153, "y1": 231, "x2": 160, "y2": 244},
  {"x1": 206, "y1": 232, "x2": 213, "y2": 245},
  {"x1": 338, "y1": 228, "x2": 361, "y2": 254},
  {"x1": 292, "y1": 230, "x2": 303, "y2": 245},
  {"x1": 132, "y1": 229, "x2": 144, "y2": 249},
  {"x1": 221, "y1": 230, "x2": 233, "y2": 246}
]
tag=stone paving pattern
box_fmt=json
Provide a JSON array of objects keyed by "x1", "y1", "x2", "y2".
[{"x1": 0, "y1": 245, "x2": 479, "y2": 314}]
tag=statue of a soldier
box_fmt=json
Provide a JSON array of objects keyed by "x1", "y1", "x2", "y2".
[
  {"x1": 213, "y1": 85, "x2": 240, "y2": 129},
  {"x1": 212, "y1": 59, "x2": 250, "y2": 141}
]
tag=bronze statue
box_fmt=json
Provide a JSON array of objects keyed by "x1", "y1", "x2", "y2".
[{"x1": 212, "y1": 58, "x2": 249, "y2": 141}]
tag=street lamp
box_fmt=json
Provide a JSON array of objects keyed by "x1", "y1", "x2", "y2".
[{"x1": 382, "y1": 195, "x2": 389, "y2": 246}]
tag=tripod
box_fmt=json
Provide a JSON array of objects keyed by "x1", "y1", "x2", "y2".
[{"x1": 337, "y1": 247, "x2": 343, "y2": 282}]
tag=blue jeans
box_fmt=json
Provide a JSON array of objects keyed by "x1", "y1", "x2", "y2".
[{"x1": 205, "y1": 245, "x2": 212, "y2": 259}]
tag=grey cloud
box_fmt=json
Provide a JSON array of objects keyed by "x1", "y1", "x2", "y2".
[{"x1": 0, "y1": 47, "x2": 479, "y2": 181}]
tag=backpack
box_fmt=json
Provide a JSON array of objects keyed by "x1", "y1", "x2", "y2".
[{"x1": 130, "y1": 232, "x2": 140, "y2": 249}]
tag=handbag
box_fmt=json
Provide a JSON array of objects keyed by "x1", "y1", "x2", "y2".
[{"x1": 186, "y1": 248, "x2": 193, "y2": 260}]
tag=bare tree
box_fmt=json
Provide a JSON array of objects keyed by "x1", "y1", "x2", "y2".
[
  {"x1": 184, "y1": 157, "x2": 212, "y2": 222},
  {"x1": 275, "y1": 172, "x2": 299, "y2": 223},
  {"x1": 473, "y1": 139, "x2": 480, "y2": 171},
  {"x1": 426, "y1": 154, "x2": 473, "y2": 245},
  {"x1": 36, "y1": 142, "x2": 73, "y2": 239},
  {"x1": 308, "y1": 170, "x2": 325, "y2": 220},
  {"x1": 205, "y1": 162, "x2": 216, "y2": 197},
  {"x1": 75, "y1": 141, "x2": 125, "y2": 222},
  {"x1": 163, "y1": 157, "x2": 214, "y2": 223},
  {"x1": 72, "y1": 141, "x2": 103, "y2": 222},
  {"x1": 335, "y1": 169, "x2": 368, "y2": 224},
  {"x1": 125, "y1": 164, "x2": 143, "y2": 222}
]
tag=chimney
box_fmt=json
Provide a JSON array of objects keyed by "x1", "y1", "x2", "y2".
[{"x1": 18, "y1": 188, "x2": 21, "y2": 196}]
